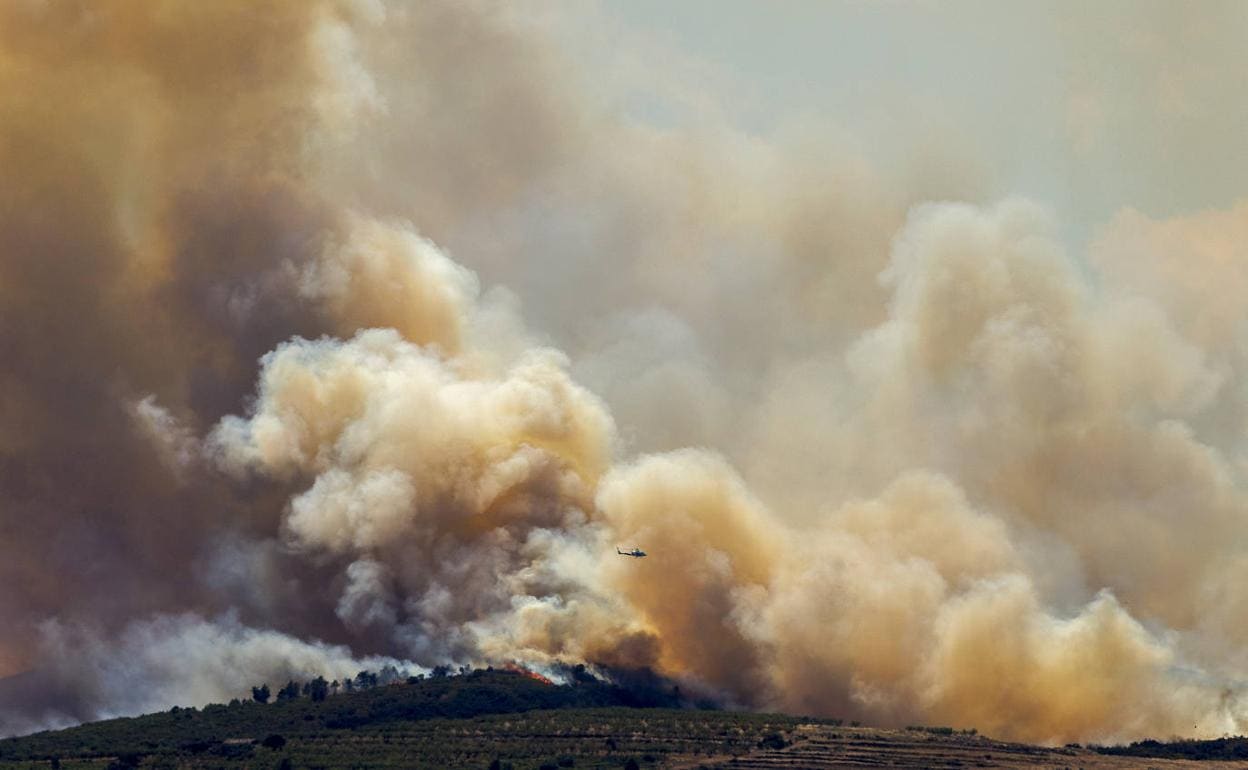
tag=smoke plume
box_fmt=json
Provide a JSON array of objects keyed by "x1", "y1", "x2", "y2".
[{"x1": 2, "y1": 0, "x2": 1248, "y2": 745}]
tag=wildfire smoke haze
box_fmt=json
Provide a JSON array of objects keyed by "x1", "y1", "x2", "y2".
[{"x1": 3, "y1": 0, "x2": 1248, "y2": 746}]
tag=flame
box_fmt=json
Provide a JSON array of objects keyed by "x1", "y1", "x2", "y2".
[{"x1": 503, "y1": 662, "x2": 554, "y2": 686}]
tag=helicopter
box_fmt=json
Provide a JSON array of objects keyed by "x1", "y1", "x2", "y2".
[{"x1": 616, "y1": 546, "x2": 647, "y2": 558}]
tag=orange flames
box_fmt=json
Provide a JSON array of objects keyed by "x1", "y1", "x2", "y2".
[{"x1": 503, "y1": 662, "x2": 554, "y2": 686}]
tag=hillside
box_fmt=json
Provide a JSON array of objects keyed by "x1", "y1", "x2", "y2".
[
  {"x1": 3, "y1": 670, "x2": 1248, "y2": 769},
  {"x1": 0, "y1": 668, "x2": 796, "y2": 769}
]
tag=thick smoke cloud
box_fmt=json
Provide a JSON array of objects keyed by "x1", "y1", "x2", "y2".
[
  {"x1": 2, "y1": 0, "x2": 1248, "y2": 746},
  {"x1": 0, "y1": 614, "x2": 408, "y2": 739}
]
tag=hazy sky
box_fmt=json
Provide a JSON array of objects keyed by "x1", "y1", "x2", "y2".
[{"x1": 605, "y1": 0, "x2": 1248, "y2": 244}]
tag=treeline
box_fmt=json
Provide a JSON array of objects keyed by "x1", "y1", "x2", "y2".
[
  {"x1": 1094, "y1": 735, "x2": 1248, "y2": 761},
  {"x1": 249, "y1": 665, "x2": 410, "y2": 704},
  {"x1": 302, "y1": 666, "x2": 687, "y2": 730},
  {"x1": 241, "y1": 663, "x2": 686, "y2": 716}
]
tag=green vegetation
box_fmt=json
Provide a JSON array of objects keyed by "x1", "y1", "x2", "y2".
[
  {"x1": 1094, "y1": 735, "x2": 1248, "y2": 761},
  {"x1": 0, "y1": 670, "x2": 811, "y2": 769}
]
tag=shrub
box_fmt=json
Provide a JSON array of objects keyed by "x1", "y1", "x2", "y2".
[
  {"x1": 108, "y1": 753, "x2": 141, "y2": 769},
  {"x1": 758, "y1": 733, "x2": 787, "y2": 750},
  {"x1": 262, "y1": 734, "x2": 287, "y2": 750}
]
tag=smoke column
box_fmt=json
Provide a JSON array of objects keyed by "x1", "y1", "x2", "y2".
[{"x1": 2, "y1": 0, "x2": 1248, "y2": 745}]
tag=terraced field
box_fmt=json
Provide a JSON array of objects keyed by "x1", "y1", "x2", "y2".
[
  {"x1": 8, "y1": 716, "x2": 1248, "y2": 769},
  {"x1": 0, "y1": 707, "x2": 808, "y2": 769},
  {"x1": 4, "y1": 671, "x2": 1246, "y2": 769},
  {"x1": 278, "y1": 709, "x2": 805, "y2": 769},
  {"x1": 676, "y1": 724, "x2": 1248, "y2": 769}
]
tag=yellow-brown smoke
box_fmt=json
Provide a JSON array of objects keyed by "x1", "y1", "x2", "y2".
[{"x1": 2, "y1": 0, "x2": 1247, "y2": 745}]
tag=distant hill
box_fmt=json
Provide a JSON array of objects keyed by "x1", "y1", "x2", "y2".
[{"x1": 0, "y1": 669, "x2": 83, "y2": 740}]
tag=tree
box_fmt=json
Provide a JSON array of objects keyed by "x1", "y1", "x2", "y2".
[
  {"x1": 262, "y1": 734, "x2": 287, "y2": 750},
  {"x1": 252, "y1": 684, "x2": 271, "y2": 704},
  {"x1": 276, "y1": 680, "x2": 300, "y2": 701},
  {"x1": 569, "y1": 664, "x2": 596, "y2": 684},
  {"x1": 378, "y1": 664, "x2": 402, "y2": 685},
  {"x1": 354, "y1": 670, "x2": 378, "y2": 690},
  {"x1": 306, "y1": 676, "x2": 329, "y2": 702}
]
